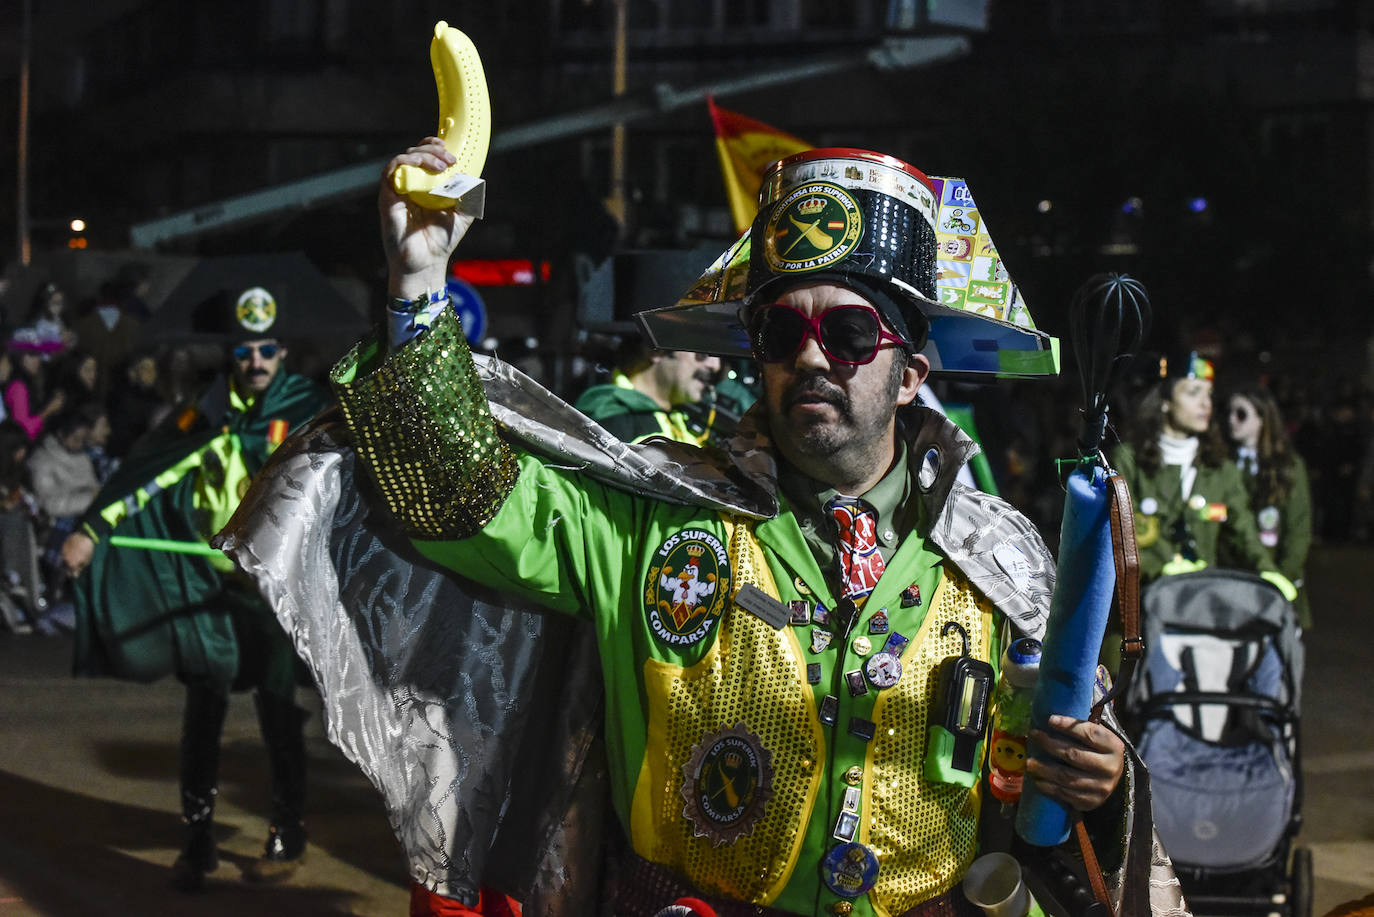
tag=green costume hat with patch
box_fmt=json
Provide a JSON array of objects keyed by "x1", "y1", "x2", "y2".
[
  {"x1": 634, "y1": 148, "x2": 1059, "y2": 379},
  {"x1": 191, "y1": 285, "x2": 283, "y2": 342}
]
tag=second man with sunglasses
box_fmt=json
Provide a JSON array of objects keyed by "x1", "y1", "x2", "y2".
[
  {"x1": 284, "y1": 143, "x2": 1187, "y2": 916},
  {"x1": 62, "y1": 288, "x2": 329, "y2": 892}
]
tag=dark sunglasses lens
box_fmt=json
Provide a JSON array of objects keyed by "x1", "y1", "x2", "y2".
[
  {"x1": 235, "y1": 344, "x2": 279, "y2": 360},
  {"x1": 755, "y1": 307, "x2": 808, "y2": 362},
  {"x1": 819, "y1": 307, "x2": 880, "y2": 363}
]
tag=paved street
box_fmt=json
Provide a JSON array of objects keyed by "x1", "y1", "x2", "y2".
[
  {"x1": 0, "y1": 545, "x2": 1371, "y2": 916},
  {"x1": 0, "y1": 636, "x2": 410, "y2": 916},
  {"x1": 1289, "y1": 546, "x2": 1374, "y2": 914}
]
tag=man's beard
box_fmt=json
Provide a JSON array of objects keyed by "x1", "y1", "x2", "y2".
[
  {"x1": 780, "y1": 374, "x2": 852, "y2": 455},
  {"x1": 776, "y1": 358, "x2": 906, "y2": 458}
]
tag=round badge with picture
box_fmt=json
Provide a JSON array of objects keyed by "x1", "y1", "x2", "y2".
[
  {"x1": 865, "y1": 651, "x2": 902, "y2": 688},
  {"x1": 646, "y1": 529, "x2": 731, "y2": 648}
]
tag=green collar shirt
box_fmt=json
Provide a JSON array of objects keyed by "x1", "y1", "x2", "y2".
[{"x1": 778, "y1": 444, "x2": 922, "y2": 600}]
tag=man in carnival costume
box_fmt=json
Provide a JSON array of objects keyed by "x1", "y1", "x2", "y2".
[{"x1": 220, "y1": 142, "x2": 1191, "y2": 917}]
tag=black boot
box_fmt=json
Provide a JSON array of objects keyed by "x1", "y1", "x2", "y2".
[
  {"x1": 170, "y1": 788, "x2": 219, "y2": 892},
  {"x1": 170, "y1": 685, "x2": 228, "y2": 892},
  {"x1": 244, "y1": 691, "x2": 308, "y2": 883}
]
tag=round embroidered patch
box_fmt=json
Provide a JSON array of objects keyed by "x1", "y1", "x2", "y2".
[
  {"x1": 235, "y1": 286, "x2": 278, "y2": 333},
  {"x1": 1258, "y1": 505, "x2": 1280, "y2": 532},
  {"x1": 763, "y1": 182, "x2": 863, "y2": 275},
  {"x1": 646, "y1": 529, "x2": 731, "y2": 648},
  {"x1": 680, "y1": 722, "x2": 773, "y2": 846}
]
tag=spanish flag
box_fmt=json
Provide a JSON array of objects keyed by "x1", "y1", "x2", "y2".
[{"x1": 708, "y1": 97, "x2": 812, "y2": 234}]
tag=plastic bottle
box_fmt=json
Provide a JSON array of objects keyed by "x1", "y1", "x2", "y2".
[{"x1": 988, "y1": 636, "x2": 1042, "y2": 806}]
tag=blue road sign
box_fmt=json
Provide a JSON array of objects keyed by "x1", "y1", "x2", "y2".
[{"x1": 446, "y1": 277, "x2": 487, "y2": 344}]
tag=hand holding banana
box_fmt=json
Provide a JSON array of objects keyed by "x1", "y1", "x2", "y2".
[
  {"x1": 391, "y1": 21, "x2": 491, "y2": 209},
  {"x1": 382, "y1": 22, "x2": 490, "y2": 297}
]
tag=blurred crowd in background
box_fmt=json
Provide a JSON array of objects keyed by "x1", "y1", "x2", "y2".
[{"x1": 0, "y1": 264, "x2": 221, "y2": 633}]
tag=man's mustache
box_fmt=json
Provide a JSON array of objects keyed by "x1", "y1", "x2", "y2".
[{"x1": 784, "y1": 375, "x2": 848, "y2": 413}]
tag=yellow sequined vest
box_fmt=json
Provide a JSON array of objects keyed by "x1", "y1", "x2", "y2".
[{"x1": 629, "y1": 515, "x2": 993, "y2": 915}]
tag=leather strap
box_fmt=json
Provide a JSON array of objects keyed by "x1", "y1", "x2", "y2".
[
  {"x1": 1092, "y1": 471, "x2": 1142, "y2": 721},
  {"x1": 1073, "y1": 814, "x2": 1113, "y2": 913},
  {"x1": 1077, "y1": 470, "x2": 1142, "y2": 917}
]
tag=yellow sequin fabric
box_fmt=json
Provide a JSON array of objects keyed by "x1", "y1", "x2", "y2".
[
  {"x1": 330, "y1": 308, "x2": 518, "y2": 539},
  {"x1": 632, "y1": 516, "x2": 823, "y2": 904},
  {"x1": 865, "y1": 570, "x2": 992, "y2": 916}
]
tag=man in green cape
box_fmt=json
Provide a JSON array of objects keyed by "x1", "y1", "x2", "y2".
[{"x1": 63, "y1": 285, "x2": 330, "y2": 891}]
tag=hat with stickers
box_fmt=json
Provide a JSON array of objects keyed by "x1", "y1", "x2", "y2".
[{"x1": 633, "y1": 147, "x2": 1059, "y2": 380}]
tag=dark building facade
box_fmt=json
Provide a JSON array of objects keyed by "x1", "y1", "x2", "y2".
[{"x1": 1, "y1": 0, "x2": 1369, "y2": 376}]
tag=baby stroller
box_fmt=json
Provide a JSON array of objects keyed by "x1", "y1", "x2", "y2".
[{"x1": 1125, "y1": 569, "x2": 1311, "y2": 917}]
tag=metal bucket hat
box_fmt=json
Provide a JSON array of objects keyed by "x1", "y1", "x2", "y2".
[{"x1": 634, "y1": 148, "x2": 1059, "y2": 380}]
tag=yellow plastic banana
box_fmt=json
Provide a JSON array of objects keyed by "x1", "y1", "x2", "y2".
[{"x1": 392, "y1": 21, "x2": 491, "y2": 210}]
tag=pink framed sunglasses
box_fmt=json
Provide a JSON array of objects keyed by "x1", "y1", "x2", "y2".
[{"x1": 749, "y1": 303, "x2": 907, "y2": 366}]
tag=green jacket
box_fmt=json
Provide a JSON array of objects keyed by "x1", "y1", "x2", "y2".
[
  {"x1": 73, "y1": 369, "x2": 328, "y2": 688},
  {"x1": 331, "y1": 308, "x2": 1094, "y2": 917},
  {"x1": 1235, "y1": 455, "x2": 1312, "y2": 627},
  {"x1": 574, "y1": 371, "x2": 700, "y2": 444},
  {"x1": 418, "y1": 449, "x2": 971, "y2": 915},
  {"x1": 1111, "y1": 443, "x2": 1275, "y2": 584}
]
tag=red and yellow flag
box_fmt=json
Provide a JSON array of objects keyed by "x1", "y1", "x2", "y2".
[{"x1": 707, "y1": 97, "x2": 812, "y2": 234}]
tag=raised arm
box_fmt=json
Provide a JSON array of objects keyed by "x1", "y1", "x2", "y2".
[
  {"x1": 331, "y1": 139, "x2": 517, "y2": 541},
  {"x1": 379, "y1": 138, "x2": 476, "y2": 301}
]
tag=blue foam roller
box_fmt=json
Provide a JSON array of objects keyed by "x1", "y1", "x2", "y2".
[{"x1": 1015, "y1": 466, "x2": 1116, "y2": 846}]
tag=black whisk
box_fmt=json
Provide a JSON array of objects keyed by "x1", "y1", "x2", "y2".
[{"x1": 1067, "y1": 273, "x2": 1151, "y2": 462}]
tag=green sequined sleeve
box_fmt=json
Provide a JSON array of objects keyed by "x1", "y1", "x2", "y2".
[{"x1": 330, "y1": 306, "x2": 519, "y2": 539}]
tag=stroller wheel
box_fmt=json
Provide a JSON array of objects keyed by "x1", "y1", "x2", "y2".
[{"x1": 1290, "y1": 846, "x2": 1313, "y2": 917}]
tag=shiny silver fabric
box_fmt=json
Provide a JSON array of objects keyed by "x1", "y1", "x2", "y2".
[{"x1": 217, "y1": 420, "x2": 606, "y2": 909}]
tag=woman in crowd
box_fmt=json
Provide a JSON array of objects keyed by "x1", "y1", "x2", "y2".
[
  {"x1": 55, "y1": 351, "x2": 101, "y2": 411},
  {"x1": 29, "y1": 408, "x2": 101, "y2": 608},
  {"x1": 0, "y1": 418, "x2": 42, "y2": 629},
  {"x1": 1228, "y1": 385, "x2": 1314, "y2": 627},
  {"x1": 106, "y1": 352, "x2": 165, "y2": 458},
  {"x1": 1112, "y1": 351, "x2": 1277, "y2": 584},
  {"x1": 4, "y1": 330, "x2": 66, "y2": 441},
  {"x1": 26, "y1": 281, "x2": 77, "y2": 353}
]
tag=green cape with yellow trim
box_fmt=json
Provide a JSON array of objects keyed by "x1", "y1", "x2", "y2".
[{"x1": 72, "y1": 368, "x2": 327, "y2": 687}]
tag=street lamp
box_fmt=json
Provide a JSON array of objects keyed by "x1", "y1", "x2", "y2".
[{"x1": 68, "y1": 218, "x2": 87, "y2": 249}]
